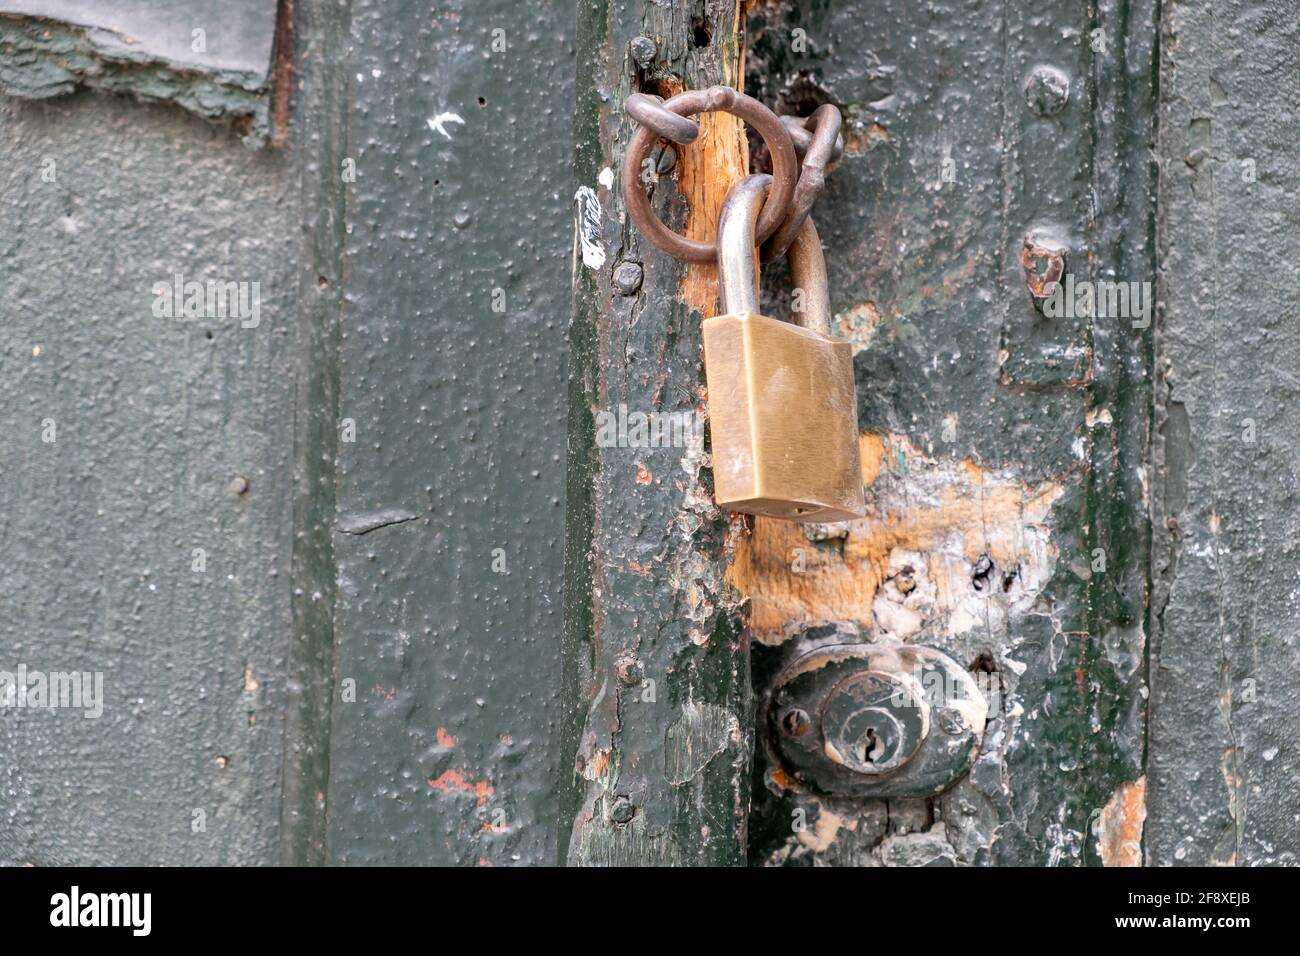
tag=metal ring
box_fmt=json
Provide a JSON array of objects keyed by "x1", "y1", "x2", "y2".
[
  {"x1": 762, "y1": 104, "x2": 843, "y2": 262},
  {"x1": 625, "y1": 93, "x2": 700, "y2": 145},
  {"x1": 780, "y1": 112, "x2": 845, "y2": 163},
  {"x1": 622, "y1": 86, "x2": 798, "y2": 263}
]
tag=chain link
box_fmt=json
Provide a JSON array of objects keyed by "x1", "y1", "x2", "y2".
[{"x1": 622, "y1": 86, "x2": 842, "y2": 264}]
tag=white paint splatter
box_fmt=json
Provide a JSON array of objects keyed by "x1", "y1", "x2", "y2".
[
  {"x1": 597, "y1": 166, "x2": 615, "y2": 190},
  {"x1": 427, "y1": 112, "x2": 465, "y2": 139},
  {"x1": 573, "y1": 186, "x2": 606, "y2": 270}
]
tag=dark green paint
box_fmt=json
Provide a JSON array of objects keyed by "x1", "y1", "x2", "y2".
[
  {"x1": 1, "y1": 0, "x2": 573, "y2": 866},
  {"x1": 0, "y1": 2, "x2": 277, "y2": 144},
  {"x1": 0, "y1": 90, "x2": 298, "y2": 865},
  {"x1": 743, "y1": 0, "x2": 1155, "y2": 865},
  {"x1": 1148, "y1": 0, "x2": 1300, "y2": 866},
  {"x1": 322, "y1": 0, "x2": 573, "y2": 866},
  {"x1": 563, "y1": 0, "x2": 753, "y2": 866}
]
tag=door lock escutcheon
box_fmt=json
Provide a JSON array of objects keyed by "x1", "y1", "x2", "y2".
[{"x1": 761, "y1": 627, "x2": 988, "y2": 799}]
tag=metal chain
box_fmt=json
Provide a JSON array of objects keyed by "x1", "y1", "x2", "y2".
[{"x1": 623, "y1": 87, "x2": 842, "y2": 264}]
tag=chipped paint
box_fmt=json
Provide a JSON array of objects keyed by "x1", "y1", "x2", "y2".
[
  {"x1": 426, "y1": 769, "x2": 494, "y2": 806},
  {"x1": 664, "y1": 701, "x2": 739, "y2": 785},
  {"x1": 573, "y1": 185, "x2": 606, "y2": 270},
  {"x1": 833, "y1": 301, "x2": 881, "y2": 354},
  {"x1": 796, "y1": 804, "x2": 853, "y2": 852},
  {"x1": 730, "y1": 432, "x2": 1064, "y2": 642},
  {"x1": 1097, "y1": 776, "x2": 1147, "y2": 867},
  {"x1": 426, "y1": 111, "x2": 465, "y2": 138},
  {"x1": 0, "y1": 11, "x2": 275, "y2": 143},
  {"x1": 843, "y1": 122, "x2": 891, "y2": 155}
]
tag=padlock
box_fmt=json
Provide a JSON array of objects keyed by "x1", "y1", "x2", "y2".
[{"x1": 702, "y1": 173, "x2": 866, "y2": 522}]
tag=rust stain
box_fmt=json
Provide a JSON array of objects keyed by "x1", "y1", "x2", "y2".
[
  {"x1": 1097, "y1": 776, "x2": 1147, "y2": 867},
  {"x1": 729, "y1": 432, "x2": 1064, "y2": 640},
  {"x1": 427, "y1": 769, "x2": 495, "y2": 806},
  {"x1": 843, "y1": 123, "x2": 891, "y2": 156},
  {"x1": 834, "y1": 301, "x2": 881, "y2": 354},
  {"x1": 435, "y1": 726, "x2": 458, "y2": 748},
  {"x1": 1021, "y1": 231, "x2": 1067, "y2": 301},
  {"x1": 269, "y1": 0, "x2": 295, "y2": 149},
  {"x1": 768, "y1": 767, "x2": 796, "y2": 792}
]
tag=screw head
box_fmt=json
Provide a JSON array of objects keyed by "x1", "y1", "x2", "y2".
[
  {"x1": 612, "y1": 261, "x2": 644, "y2": 296},
  {"x1": 610, "y1": 795, "x2": 636, "y2": 825},
  {"x1": 1025, "y1": 65, "x2": 1071, "y2": 116},
  {"x1": 781, "y1": 708, "x2": 812, "y2": 737},
  {"x1": 654, "y1": 145, "x2": 676, "y2": 175},
  {"x1": 629, "y1": 36, "x2": 657, "y2": 68}
]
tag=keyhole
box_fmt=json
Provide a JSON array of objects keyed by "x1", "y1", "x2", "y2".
[{"x1": 860, "y1": 726, "x2": 882, "y2": 764}]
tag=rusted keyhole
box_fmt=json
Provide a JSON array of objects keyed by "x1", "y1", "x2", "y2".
[{"x1": 860, "y1": 726, "x2": 882, "y2": 764}]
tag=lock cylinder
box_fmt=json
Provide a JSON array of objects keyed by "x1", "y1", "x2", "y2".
[{"x1": 702, "y1": 174, "x2": 866, "y2": 522}]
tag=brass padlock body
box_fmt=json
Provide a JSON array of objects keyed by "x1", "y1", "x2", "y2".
[
  {"x1": 703, "y1": 313, "x2": 862, "y2": 521},
  {"x1": 703, "y1": 174, "x2": 865, "y2": 523}
]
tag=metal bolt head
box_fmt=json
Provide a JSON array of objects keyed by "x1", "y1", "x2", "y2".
[
  {"x1": 653, "y1": 145, "x2": 676, "y2": 175},
  {"x1": 229, "y1": 475, "x2": 250, "y2": 496},
  {"x1": 781, "y1": 708, "x2": 812, "y2": 737},
  {"x1": 609, "y1": 795, "x2": 636, "y2": 825},
  {"x1": 629, "y1": 36, "x2": 657, "y2": 68},
  {"x1": 614, "y1": 654, "x2": 644, "y2": 684},
  {"x1": 1024, "y1": 65, "x2": 1071, "y2": 116},
  {"x1": 612, "y1": 261, "x2": 644, "y2": 296}
]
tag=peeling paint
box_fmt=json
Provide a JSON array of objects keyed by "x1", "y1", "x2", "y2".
[
  {"x1": 0, "y1": 11, "x2": 274, "y2": 143},
  {"x1": 731, "y1": 432, "x2": 1064, "y2": 642},
  {"x1": 573, "y1": 185, "x2": 606, "y2": 270},
  {"x1": 833, "y1": 301, "x2": 881, "y2": 354},
  {"x1": 664, "y1": 701, "x2": 739, "y2": 785},
  {"x1": 1097, "y1": 776, "x2": 1146, "y2": 867},
  {"x1": 335, "y1": 508, "x2": 421, "y2": 535}
]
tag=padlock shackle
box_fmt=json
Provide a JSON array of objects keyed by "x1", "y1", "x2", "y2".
[
  {"x1": 717, "y1": 173, "x2": 832, "y2": 335},
  {"x1": 786, "y1": 216, "x2": 832, "y2": 336},
  {"x1": 717, "y1": 174, "x2": 770, "y2": 317}
]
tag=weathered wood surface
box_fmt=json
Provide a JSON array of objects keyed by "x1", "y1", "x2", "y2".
[
  {"x1": 0, "y1": 83, "x2": 298, "y2": 865},
  {"x1": 740, "y1": 0, "x2": 1156, "y2": 866},
  {"x1": 567, "y1": 0, "x2": 1159, "y2": 866},
  {"x1": 1148, "y1": 0, "x2": 1300, "y2": 866},
  {"x1": 0, "y1": 0, "x2": 575, "y2": 866},
  {"x1": 320, "y1": 0, "x2": 574, "y2": 866},
  {"x1": 563, "y1": 0, "x2": 754, "y2": 866}
]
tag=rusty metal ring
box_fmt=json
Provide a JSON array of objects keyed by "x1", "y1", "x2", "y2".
[
  {"x1": 780, "y1": 112, "x2": 845, "y2": 163},
  {"x1": 762, "y1": 104, "x2": 843, "y2": 262},
  {"x1": 625, "y1": 93, "x2": 700, "y2": 145},
  {"x1": 622, "y1": 86, "x2": 798, "y2": 263}
]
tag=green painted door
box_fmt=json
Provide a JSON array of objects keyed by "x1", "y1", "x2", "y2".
[{"x1": 1, "y1": 0, "x2": 1296, "y2": 867}]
